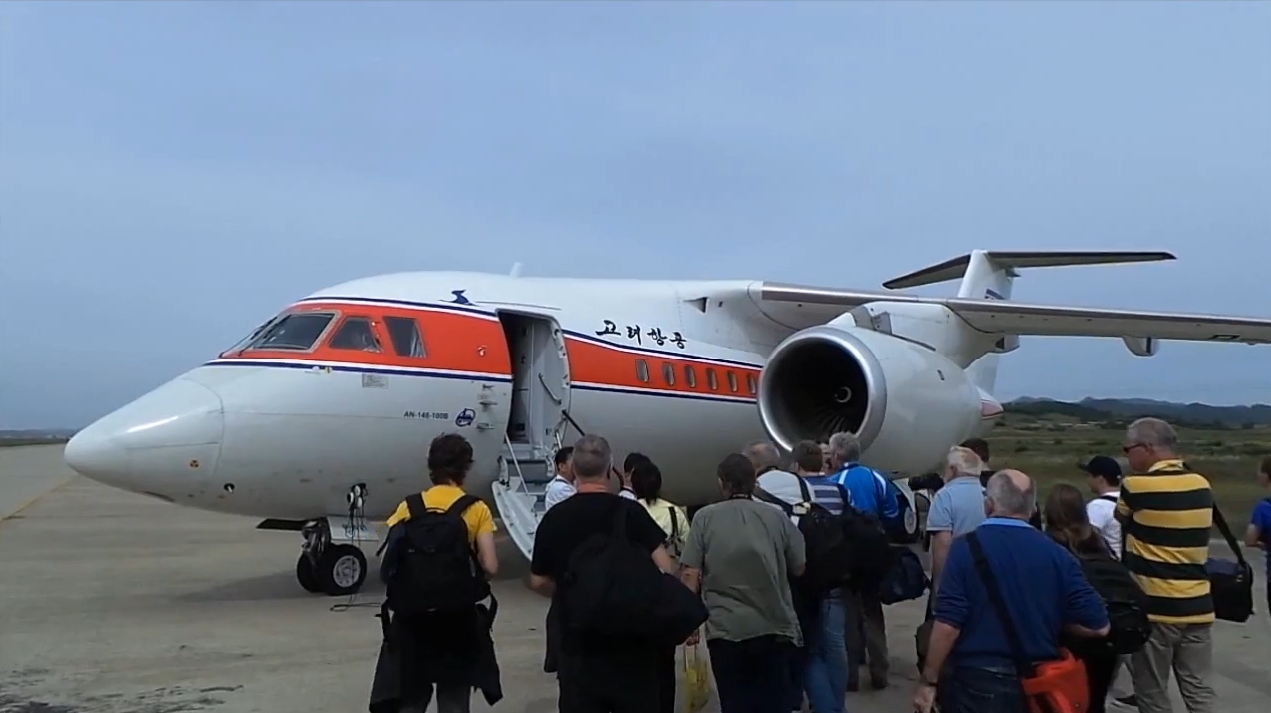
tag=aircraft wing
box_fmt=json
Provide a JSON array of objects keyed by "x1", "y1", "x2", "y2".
[{"x1": 757, "y1": 283, "x2": 1271, "y2": 345}]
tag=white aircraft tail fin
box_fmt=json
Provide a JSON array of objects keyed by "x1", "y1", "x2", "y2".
[{"x1": 882, "y1": 250, "x2": 1175, "y2": 393}]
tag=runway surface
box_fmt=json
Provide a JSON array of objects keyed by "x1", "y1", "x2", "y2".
[{"x1": 1, "y1": 445, "x2": 1267, "y2": 713}]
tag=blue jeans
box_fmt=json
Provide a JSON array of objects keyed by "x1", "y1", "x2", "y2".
[
  {"x1": 803, "y1": 593, "x2": 848, "y2": 713},
  {"x1": 937, "y1": 665, "x2": 1024, "y2": 713}
]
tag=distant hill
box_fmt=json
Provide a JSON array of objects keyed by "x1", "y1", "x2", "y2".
[{"x1": 1005, "y1": 398, "x2": 1271, "y2": 428}]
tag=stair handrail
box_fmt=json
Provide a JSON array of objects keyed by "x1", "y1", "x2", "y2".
[{"x1": 502, "y1": 433, "x2": 531, "y2": 496}]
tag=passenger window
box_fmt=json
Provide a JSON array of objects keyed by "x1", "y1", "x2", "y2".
[
  {"x1": 328, "y1": 316, "x2": 382, "y2": 353},
  {"x1": 383, "y1": 316, "x2": 426, "y2": 358},
  {"x1": 662, "y1": 363, "x2": 675, "y2": 386},
  {"x1": 746, "y1": 374, "x2": 757, "y2": 394},
  {"x1": 247, "y1": 312, "x2": 334, "y2": 351},
  {"x1": 683, "y1": 365, "x2": 697, "y2": 388},
  {"x1": 727, "y1": 371, "x2": 739, "y2": 393},
  {"x1": 635, "y1": 359, "x2": 650, "y2": 383},
  {"x1": 706, "y1": 368, "x2": 718, "y2": 391}
]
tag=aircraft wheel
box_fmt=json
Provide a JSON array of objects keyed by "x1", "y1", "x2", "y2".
[
  {"x1": 296, "y1": 553, "x2": 322, "y2": 594},
  {"x1": 317, "y1": 544, "x2": 368, "y2": 597}
]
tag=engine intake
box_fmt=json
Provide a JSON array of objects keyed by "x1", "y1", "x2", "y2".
[
  {"x1": 758, "y1": 323, "x2": 983, "y2": 475},
  {"x1": 758, "y1": 326, "x2": 888, "y2": 452}
]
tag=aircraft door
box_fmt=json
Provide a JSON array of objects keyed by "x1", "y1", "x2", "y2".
[{"x1": 492, "y1": 311, "x2": 571, "y2": 561}]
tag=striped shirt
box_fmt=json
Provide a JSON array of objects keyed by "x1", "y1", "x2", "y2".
[
  {"x1": 802, "y1": 475, "x2": 849, "y2": 516},
  {"x1": 1115, "y1": 459, "x2": 1215, "y2": 625}
]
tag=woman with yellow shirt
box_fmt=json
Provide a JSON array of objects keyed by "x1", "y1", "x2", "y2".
[{"x1": 630, "y1": 459, "x2": 691, "y2": 713}]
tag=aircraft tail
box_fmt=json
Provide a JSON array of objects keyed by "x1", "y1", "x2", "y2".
[{"x1": 882, "y1": 250, "x2": 1176, "y2": 393}]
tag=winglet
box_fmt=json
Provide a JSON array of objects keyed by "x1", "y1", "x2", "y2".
[
  {"x1": 509, "y1": 262, "x2": 523, "y2": 278},
  {"x1": 882, "y1": 250, "x2": 1176, "y2": 290}
]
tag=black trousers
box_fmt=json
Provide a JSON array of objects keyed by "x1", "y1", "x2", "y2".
[
  {"x1": 1077, "y1": 646, "x2": 1120, "y2": 713},
  {"x1": 656, "y1": 645, "x2": 676, "y2": 713},
  {"x1": 708, "y1": 635, "x2": 794, "y2": 713},
  {"x1": 558, "y1": 654, "x2": 660, "y2": 713}
]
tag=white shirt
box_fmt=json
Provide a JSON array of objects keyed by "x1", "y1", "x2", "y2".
[
  {"x1": 756, "y1": 470, "x2": 806, "y2": 525},
  {"x1": 618, "y1": 487, "x2": 638, "y2": 501},
  {"x1": 543, "y1": 474, "x2": 576, "y2": 511},
  {"x1": 1086, "y1": 490, "x2": 1122, "y2": 557}
]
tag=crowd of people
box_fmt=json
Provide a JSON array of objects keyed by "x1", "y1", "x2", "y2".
[{"x1": 365, "y1": 416, "x2": 1269, "y2": 713}]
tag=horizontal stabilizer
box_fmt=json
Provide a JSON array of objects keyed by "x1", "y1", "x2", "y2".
[{"x1": 882, "y1": 250, "x2": 1176, "y2": 290}]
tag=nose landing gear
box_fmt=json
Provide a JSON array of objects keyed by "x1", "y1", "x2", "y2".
[
  {"x1": 295, "y1": 483, "x2": 373, "y2": 596},
  {"x1": 298, "y1": 519, "x2": 369, "y2": 596}
]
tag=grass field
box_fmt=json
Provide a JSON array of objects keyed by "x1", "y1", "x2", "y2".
[{"x1": 989, "y1": 413, "x2": 1269, "y2": 534}]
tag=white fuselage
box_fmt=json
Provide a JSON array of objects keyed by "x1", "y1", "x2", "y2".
[{"x1": 64, "y1": 271, "x2": 1001, "y2": 522}]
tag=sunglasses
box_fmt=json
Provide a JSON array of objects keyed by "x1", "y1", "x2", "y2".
[{"x1": 1122, "y1": 443, "x2": 1147, "y2": 454}]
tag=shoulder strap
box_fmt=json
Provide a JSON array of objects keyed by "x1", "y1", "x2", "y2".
[
  {"x1": 612, "y1": 499, "x2": 630, "y2": 539},
  {"x1": 795, "y1": 476, "x2": 812, "y2": 504},
  {"x1": 753, "y1": 487, "x2": 795, "y2": 516},
  {"x1": 668, "y1": 506, "x2": 680, "y2": 539},
  {"x1": 445, "y1": 494, "x2": 481, "y2": 518},
  {"x1": 1211, "y1": 504, "x2": 1248, "y2": 566},
  {"x1": 966, "y1": 532, "x2": 1035, "y2": 677},
  {"x1": 1099, "y1": 494, "x2": 1119, "y2": 503},
  {"x1": 404, "y1": 493, "x2": 426, "y2": 519}
]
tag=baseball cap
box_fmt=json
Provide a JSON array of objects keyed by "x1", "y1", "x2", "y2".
[{"x1": 1078, "y1": 455, "x2": 1123, "y2": 484}]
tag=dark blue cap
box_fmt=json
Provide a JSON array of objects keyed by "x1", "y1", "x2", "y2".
[{"x1": 1078, "y1": 455, "x2": 1122, "y2": 483}]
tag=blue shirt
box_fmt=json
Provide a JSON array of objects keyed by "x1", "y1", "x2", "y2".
[
  {"x1": 1251, "y1": 497, "x2": 1271, "y2": 577},
  {"x1": 802, "y1": 475, "x2": 849, "y2": 516},
  {"x1": 934, "y1": 518, "x2": 1109, "y2": 669},
  {"x1": 927, "y1": 475, "x2": 987, "y2": 538},
  {"x1": 831, "y1": 464, "x2": 899, "y2": 520}
]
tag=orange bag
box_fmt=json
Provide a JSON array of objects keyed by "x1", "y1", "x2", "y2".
[
  {"x1": 1020, "y1": 647, "x2": 1090, "y2": 713},
  {"x1": 967, "y1": 533, "x2": 1092, "y2": 713}
]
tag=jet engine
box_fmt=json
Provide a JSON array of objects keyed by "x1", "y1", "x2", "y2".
[{"x1": 757, "y1": 321, "x2": 983, "y2": 475}]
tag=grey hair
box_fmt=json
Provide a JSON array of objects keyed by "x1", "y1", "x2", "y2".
[
  {"x1": 1126, "y1": 417, "x2": 1178, "y2": 452},
  {"x1": 946, "y1": 446, "x2": 984, "y2": 477},
  {"x1": 986, "y1": 470, "x2": 1036, "y2": 518},
  {"x1": 571, "y1": 434, "x2": 612, "y2": 479},
  {"x1": 741, "y1": 440, "x2": 783, "y2": 473},
  {"x1": 828, "y1": 431, "x2": 862, "y2": 466}
]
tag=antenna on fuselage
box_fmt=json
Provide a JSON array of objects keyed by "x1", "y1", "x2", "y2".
[{"x1": 509, "y1": 262, "x2": 523, "y2": 277}]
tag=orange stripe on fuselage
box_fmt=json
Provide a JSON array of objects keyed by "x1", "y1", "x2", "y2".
[
  {"x1": 215, "y1": 299, "x2": 762, "y2": 402},
  {"x1": 564, "y1": 335, "x2": 760, "y2": 402}
]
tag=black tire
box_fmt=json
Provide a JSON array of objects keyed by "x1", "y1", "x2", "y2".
[
  {"x1": 317, "y1": 544, "x2": 368, "y2": 597},
  {"x1": 296, "y1": 554, "x2": 321, "y2": 594}
]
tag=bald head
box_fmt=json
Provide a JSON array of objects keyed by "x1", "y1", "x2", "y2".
[
  {"x1": 742, "y1": 440, "x2": 783, "y2": 474},
  {"x1": 985, "y1": 469, "x2": 1036, "y2": 519}
]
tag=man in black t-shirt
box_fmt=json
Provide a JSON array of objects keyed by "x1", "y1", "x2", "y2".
[{"x1": 529, "y1": 434, "x2": 676, "y2": 713}]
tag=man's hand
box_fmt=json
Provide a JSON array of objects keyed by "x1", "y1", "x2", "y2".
[
  {"x1": 684, "y1": 629, "x2": 701, "y2": 647},
  {"x1": 913, "y1": 682, "x2": 937, "y2": 713}
]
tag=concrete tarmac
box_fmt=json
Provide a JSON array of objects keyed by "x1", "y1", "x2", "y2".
[{"x1": 1, "y1": 444, "x2": 1267, "y2": 713}]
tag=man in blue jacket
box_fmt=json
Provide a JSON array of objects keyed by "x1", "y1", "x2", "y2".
[
  {"x1": 826, "y1": 431, "x2": 894, "y2": 690},
  {"x1": 912, "y1": 469, "x2": 1110, "y2": 713}
]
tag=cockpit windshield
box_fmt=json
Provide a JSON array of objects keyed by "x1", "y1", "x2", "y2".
[{"x1": 242, "y1": 312, "x2": 336, "y2": 352}]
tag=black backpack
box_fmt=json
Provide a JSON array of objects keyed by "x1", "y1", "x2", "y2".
[
  {"x1": 1073, "y1": 547, "x2": 1151, "y2": 655},
  {"x1": 755, "y1": 479, "x2": 854, "y2": 595},
  {"x1": 385, "y1": 493, "x2": 488, "y2": 616},
  {"x1": 841, "y1": 503, "x2": 897, "y2": 593},
  {"x1": 560, "y1": 506, "x2": 707, "y2": 646}
]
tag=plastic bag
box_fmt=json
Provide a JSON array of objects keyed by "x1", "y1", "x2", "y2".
[{"x1": 680, "y1": 638, "x2": 711, "y2": 713}]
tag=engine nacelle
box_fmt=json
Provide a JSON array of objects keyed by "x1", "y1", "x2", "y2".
[{"x1": 758, "y1": 321, "x2": 983, "y2": 475}]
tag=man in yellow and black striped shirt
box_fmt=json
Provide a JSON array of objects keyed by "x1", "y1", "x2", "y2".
[{"x1": 1116, "y1": 417, "x2": 1215, "y2": 713}]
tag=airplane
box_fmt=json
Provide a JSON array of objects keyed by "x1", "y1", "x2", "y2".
[{"x1": 62, "y1": 249, "x2": 1271, "y2": 597}]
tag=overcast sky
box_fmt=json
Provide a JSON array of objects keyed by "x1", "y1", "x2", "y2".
[{"x1": 1, "y1": 1, "x2": 1269, "y2": 429}]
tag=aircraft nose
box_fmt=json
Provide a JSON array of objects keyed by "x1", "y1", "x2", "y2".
[{"x1": 65, "y1": 378, "x2": 224, "y2": 495}]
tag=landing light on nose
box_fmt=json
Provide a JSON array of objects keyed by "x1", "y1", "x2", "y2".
[{"x1": 65, "y1": 378, "x2": 225, "y2": 495}]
